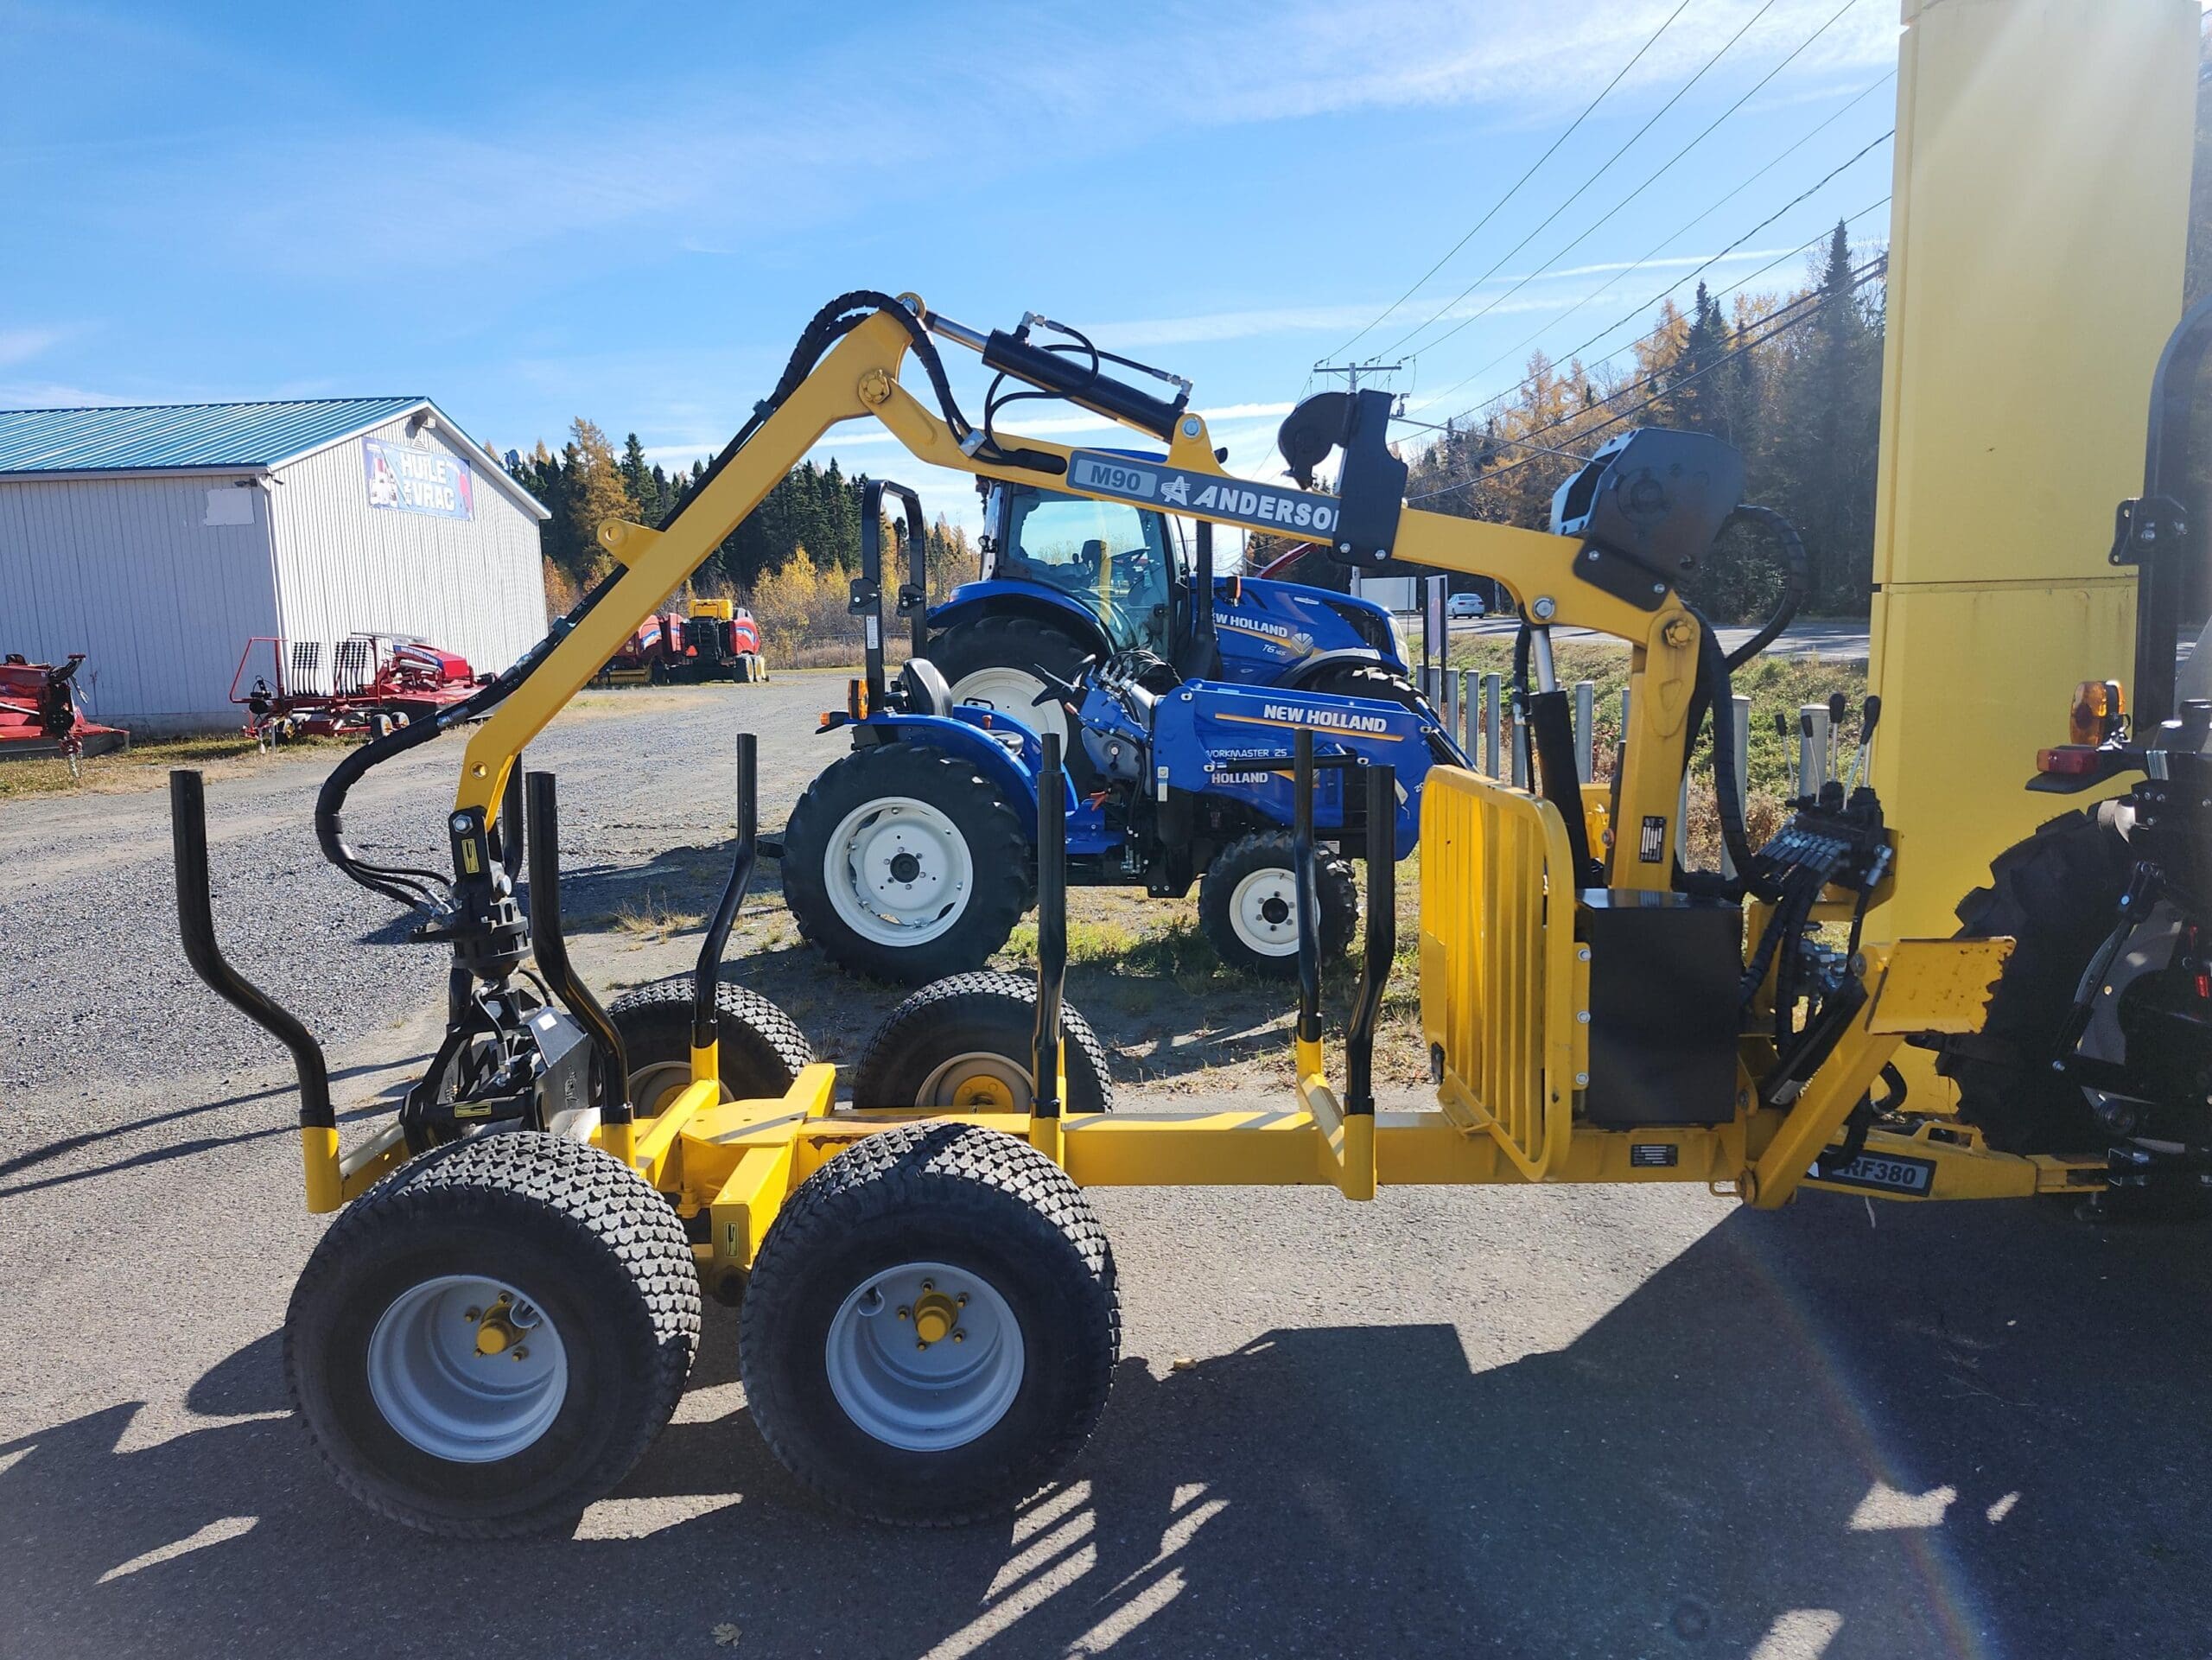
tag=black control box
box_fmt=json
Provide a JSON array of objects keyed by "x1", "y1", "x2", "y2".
[{"x1": 1580, "y1": 889, "x2": 1744, "y2": 1128}]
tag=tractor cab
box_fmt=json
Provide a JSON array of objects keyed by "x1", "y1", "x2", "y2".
[{"x1": 975, "y1": 476, "x2": 1180, "y2": 654}]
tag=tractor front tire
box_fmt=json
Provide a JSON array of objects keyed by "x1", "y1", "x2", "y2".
[
  {"x1": 783, "y1": 742, "x2": 1030, "y2": 984},
  {"x1": 1936, "y1": 802, "x2": 2136, "y2": 1152},
  {"x1": 284, "y1": 1133, "x2": 699, "y2": 1537},
  {"x1": 740, "y1": 1122, "x2": 1118, "y2": 1525},
  {"x1": 607, "y1": 978, "x2": 814, "y2": 1117},
  {"x1": 1198, "y1": 830, "x2": 1358, "y2": 979},
  {"x1": 851, "y1": 971, "x2": 1114, "y2": 1114}
]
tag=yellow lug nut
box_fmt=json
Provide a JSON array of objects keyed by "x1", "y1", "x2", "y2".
[{"x1": 911, "y1": 1289, "x2": 959, "y2": 1345}]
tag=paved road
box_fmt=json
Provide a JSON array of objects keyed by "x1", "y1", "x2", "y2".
[{"x1": 3, "y1": 677, "x2": 2209, "y2": 1660}]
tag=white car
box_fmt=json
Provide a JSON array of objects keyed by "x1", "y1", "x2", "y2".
[{"x1": 1446, "y1": 592, "x2": 1486, "y2": 620}]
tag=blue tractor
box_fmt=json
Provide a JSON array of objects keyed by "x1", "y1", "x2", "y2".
[
  {"x1": 921, "y1": 464, "x2": 1428, "y2": 756},
  {"x1": 781, "y1": 481, "x2": 1459, "y2": 984}
]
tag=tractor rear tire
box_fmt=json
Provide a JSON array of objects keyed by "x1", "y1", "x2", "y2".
[
  {"x1": 607, "y1": 978, "x2": 814, "y2": 1117},
  {"x1": 284, "y1": 1133, "x2": 699, "y2": 1537},
  {"x1": 850, "y1": 970, "x2": 1114, "y2": 1114},
  {"x1": 928, "y1": 616, "x2": 1092, "y2": 754},
  {"x1": 1300, "y1": 663, "x2": 1429, "y2": 716},
  {"x1": 740, "y1": 1122, "x2": 1118, "y2": 1525},
  {"x1": 1936, "y1": 802, "x2": 2136, "y2": 1152},
  {"x1": 783, "y1": 742, "x2": 1031, "y2": 984},
  {"x1": 1198, "y1": 830, "x2": 1358, "y2": 979}
]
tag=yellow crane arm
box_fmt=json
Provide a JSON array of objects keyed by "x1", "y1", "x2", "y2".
[{"x1": 457, "y1": 301, "x2": 1703, "y2": 885}]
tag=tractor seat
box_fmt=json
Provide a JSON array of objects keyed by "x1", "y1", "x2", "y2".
[{"x1": 897, "y1": 657, "x2": 954, "y2": 719}]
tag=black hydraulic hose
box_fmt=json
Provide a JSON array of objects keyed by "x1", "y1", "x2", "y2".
[
  {"x1": 1688, "y1": 604, "x2": 1783, "y2": 902},
  {"x1": 1720, "y1": 504, "x2": 1808, "y2": 672}
]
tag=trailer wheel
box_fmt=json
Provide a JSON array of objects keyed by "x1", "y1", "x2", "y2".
[
  {"x1": 1936, "y1": 802, "x2": 2136, "y2": 1152},
  {"x1": 929, "y1": 616, "x2": 1091, "y2": 756},
  {"x1": 608, "y1": 977, "x2": 814, "y2": 1116},
  {"x1": 851, "y1": 971, "x2": 1114, "y2": 1114},
  {"x1": 783, "y1": 742, "x2": 1029, "y2": 984},
  {"x1": 1198, "y1": 830, "x2": 1358, "y2": 979},
  {"x1": 284, "y1": 1134, "x2": 699, "y2": 1537},
  {"x1": 740, "y1": 1122, "x2": 1117, "y2": 1524}
]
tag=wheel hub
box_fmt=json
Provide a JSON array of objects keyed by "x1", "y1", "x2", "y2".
[
  {"x1": 824, "y1": 796, "x2": 976, "y2": 946},
  {"x1": 366, "y1": 1275, "x2": 568, "y2": 1463},
  {"x1": 1230, "y1": 867, "x2": 1301, "y2": 955},
  {"x1": 888, "y1": 849, "x2": 922, "y2": 884},
  {"x1": 825, "y1": 1260, "x2": 1023, "y2": 1451}
]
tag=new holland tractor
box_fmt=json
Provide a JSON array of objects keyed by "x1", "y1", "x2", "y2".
[
  {"x1": 921, "y1": 435, "x2": 1427, "y2": 754},
  {"x1": 778, "y1": 478, "x2": 1465, "y2": 983},
  {"x1": 170, "y1": 283, "x2": 2206, "y2": 1540}
]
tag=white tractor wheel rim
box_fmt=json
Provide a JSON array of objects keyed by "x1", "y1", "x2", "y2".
[
  {"x1": 1230, "y1": 866, "x2": 1301, "y2": 957},
  {"x1": 825, "y1": 1260, "x2": 1024, "y2": 1452},
  {"x1": 366, "y1": 1274, "x2": 568, "y2": 1463},
  {"x1": 824, "y1": 796, "x2": 974, "y2": 948},
  {"x1": 915, "y1": 1051, "x2": 1035, "y2": 1112},
  {"x1": 950, "y1": 666, "x2": 1069, "y2": 753}
]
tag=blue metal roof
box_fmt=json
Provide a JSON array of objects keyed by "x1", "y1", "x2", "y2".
[{"x1": 0, "y1": 396, "x2": 427, "y2": 474}]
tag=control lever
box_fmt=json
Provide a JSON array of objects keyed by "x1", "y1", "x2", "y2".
[
  {"x1": 1826, "y1": 692, "x2": 1848, "y2": 782},
  {"x1": 1845, "y1": 695, "x2": 1882, "y2": 796}
]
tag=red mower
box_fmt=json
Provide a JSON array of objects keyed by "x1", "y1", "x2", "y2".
[
  {"x1": 231, "y1": 633, "x2": 484, "y2": 746},
  {"x1": 0, "y1": 653, "x2": 130, "y2": 773}
]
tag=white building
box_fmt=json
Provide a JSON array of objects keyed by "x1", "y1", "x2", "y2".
[{"x1": 0, "y1": 397, "x2": 549, "y2": 733}]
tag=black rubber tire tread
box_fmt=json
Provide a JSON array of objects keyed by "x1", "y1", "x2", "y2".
[
  {"x1": 1300, "y1": 662, "x2": 1429, "y2": 717},
  {"x1": 739, "y1": 1122, "x2": 1118, "y2": 1525},
  {"x1": 925, "y1": 616, "x2": 1095, "y2": 706},
  {"x1": 1936, "y1": 802, "x2": 2135, "y2": 1153},
  {"x1": 284, "y1": 1133, "x2": 700, "y2": 1537},
  {"x1": 1198, "y1": 829, "x2": 1359, "y2": 980},
  {"x1": 608, "y1": 977, "x2": 814, "y2": 1105},
  {"x1": 849, "y1": 970, "x2": 1115, "y2": 1114},
  {"x1": 783, "y1": 741, "x2": 1031, "y2": 984}
]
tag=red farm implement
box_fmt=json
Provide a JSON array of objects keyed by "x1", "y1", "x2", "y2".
[
  {"x1": 232, "y1": 633, "x2": 484, "y2": 745},
  {"x1": 0, "y1": 653, "x2": 129, "y2": 773}
]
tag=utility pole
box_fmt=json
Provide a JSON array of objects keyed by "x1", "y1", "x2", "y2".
[{"x1": 1309, "y1": 359, "x2": 1403, "y2": 399}]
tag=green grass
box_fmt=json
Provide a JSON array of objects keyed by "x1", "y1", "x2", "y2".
[{"x1": 0, "y1": 729, "x2": 346, "y2": 800}]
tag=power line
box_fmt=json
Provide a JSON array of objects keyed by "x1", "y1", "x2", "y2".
[
  {"x1": 1407, "y1": 71, "x2": 1895, "y2": 419},
  {"x1": 1407, "y1": 251, "x2": 1886, "y2": 504},
  {"x1": 1398, "y1": 192, "x2": 1891, "y2": 456},
  {"x1": 1323, "y1": 0, "x2": 1696, "y2": 365},
  {"x1": 1396, "y1": 0, "x2": 1871, "y2": 367},
  {"x1": 1380, "y1": 0, "x2": 1785, "y2": 363}
]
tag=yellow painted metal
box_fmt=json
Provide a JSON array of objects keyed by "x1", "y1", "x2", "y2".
[
  {"x1": 690, "y1": 1039, "x2": 718, "y2": 1090},
  {"x1": 1868, "y1": 0, "x2": 2196, "y2": 962},
  {"x1": 1802, "y1": 1124, "x2": 2106, "y2": 1203},
  {"x1": 1417, "y1": 766, "x2": 1584, "y2": 1178},
  {"x1": 301, "y1": 1125, "x2": 344, "y2": 1214},
  {"x1": 688, "y1": 597, "x2": 734, "y2": 620},
  {"x1": 1865, "y1": 937, "x2": 2013, "y2": 1034},
  {"x1": 1294, "y1": 1034, "x2": 1323, "y2": 1080},
  {"x1": 599, "y1": 1117, "x2": 635, "y2": 1168}
]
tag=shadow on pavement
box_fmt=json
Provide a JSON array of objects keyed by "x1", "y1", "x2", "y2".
[{"x1": 4, "y1": 1192, "x2": 2208, "y2": 1660}]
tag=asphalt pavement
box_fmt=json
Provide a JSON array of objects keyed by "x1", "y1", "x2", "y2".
[{"x1": 3, "y1": 675, "x2": 2209, "y2": 1660}]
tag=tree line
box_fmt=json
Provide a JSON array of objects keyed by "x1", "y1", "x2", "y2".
[
  {"x1": 1402, "y1": 221, "x2": 1885, "y2": 622},
  {"x1": 505, "y1": 428, "x2": 975, "y2": 614}
]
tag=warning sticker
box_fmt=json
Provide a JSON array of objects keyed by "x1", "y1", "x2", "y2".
[{"x1": 1638, "y1": 815, "x2": 1668, "y2": 863}]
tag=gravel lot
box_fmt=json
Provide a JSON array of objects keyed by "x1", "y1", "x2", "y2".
[{"x1": 3, "y1": 675, "x2": 2209, "y2": 1659}]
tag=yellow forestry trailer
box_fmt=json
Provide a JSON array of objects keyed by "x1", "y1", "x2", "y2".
[{"x1": 168, "y1": 0, "x2": 2207, "y2": 1534}]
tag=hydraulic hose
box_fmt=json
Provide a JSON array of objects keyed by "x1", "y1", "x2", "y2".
[{"x1": 1719, "y1": 504, "x2": 1808, "y2": 672}]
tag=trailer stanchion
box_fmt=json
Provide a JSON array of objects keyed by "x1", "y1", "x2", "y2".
[
  {"x1": 1344, "y1": 761, "x2": 1395, "y2": 1117},
  {"x1": 173, "y1": 768, "x2": 340, "y2": 1209},
  {"x1": 1483, "y1": 672, "x2": 1503, "y2": 778},
  {"x1": 1574, "y1": 682, "x2": 1595, "y2": 781},
  {"x1": 690, "y1": 732, "x2": 760, "y2": 1087},
  {"x1": 525, "y1": 771, "x2": 632, "y2": 1148},
  {"x1": 1032, "y1": 732, "x2": 1068, "y2": 1156},
  {"x1": 1292, "y1": 728, "x2": 1324, "y2": 1079}
]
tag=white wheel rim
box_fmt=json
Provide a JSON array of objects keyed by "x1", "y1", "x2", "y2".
[
  {"x1": 629, "y1": 1059, "x2": 726, "y2": 1118},
  {"x1": 915, "y1": 1051, "x2": 1034, "y2": 1111},
  {"x1": 823, "y1": 796, "x2": 976, "y2": 947},
  {"x1": 950, "y1": 666, "x2": 1069, "y2": 753},
  {"x1": 825, "y1": 1260, "x2": 1024, "y2": 1452},
  {"x1": 366, "y1": 1274, "x2": 568, "y2": 1463},
  {"x1": 1230, "y1": 866, "x2": 1301, "y2": 957}
]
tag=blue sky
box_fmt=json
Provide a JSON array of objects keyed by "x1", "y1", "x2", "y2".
[{"x1": 2, "y1": 1, "x2": 1912, "y2": 531}]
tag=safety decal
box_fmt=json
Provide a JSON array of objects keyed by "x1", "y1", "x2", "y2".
[{"x1": 1638, "y1": 815, "x2": 1668, "y2": 863}]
